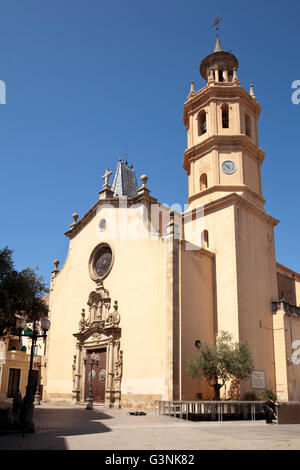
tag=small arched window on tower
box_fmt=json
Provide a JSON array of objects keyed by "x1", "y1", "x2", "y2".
[
  {"x1": 202, "y1": 230, "x2": 209, "y2": 249},
  {"x1": 221, "y1": 104, "x2": 229, "y2": 128},
  {"x1": 200, "y1": 173, "x2": 208, "y2": 191},
  {"x1": 159, "y1": 211, "x2": 163, "y2": 236},
  {"x1": 198, "y1": 110, "x2": 207, "y2": 136},
  {"x1": 245, "y1": 114, "x2": 251, "y2": 138}
]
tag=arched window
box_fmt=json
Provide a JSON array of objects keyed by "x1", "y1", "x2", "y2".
[
  {"x1": 245, "y1": 114, "x2": 251, "y2": 137},
  {"x1": 202, "y1": 230, "x2": 209, "y2": 249},
  {"x1": 221, "y1": 104, "x2": 229, "y2": 128},
  {"x1": 218, "y1": 70, "x2": 224, "y2": 82},
  {"x1": 200, "y1": 173, "x2": 208, "y2": 191},
  {"x1": 198, "y1": 110, "x2": 207, "y2": 136}
]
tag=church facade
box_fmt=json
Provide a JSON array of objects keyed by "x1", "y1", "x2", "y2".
[{"x1": 44, "y1": 36, "x2": 300, "y2": 407}]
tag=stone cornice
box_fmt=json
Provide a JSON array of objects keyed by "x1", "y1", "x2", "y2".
[
  {"x1": 184, "y1": 193, "x2": 279, "y2": 227},
  {"x1": 183, "y1": 134, "x2": 265, "y2": 172},
  {"x1": 180, "y1": 239, "x2": 215, "y2": 259},
  {"x1": 183, "y1": 84, "x2": 261, "y2": 127},
  {"x1": 272, "y1": 299, "x2": 300, "y2": 317},
  {"x1": 276, "y1": 262, "x2": 300, "y2": 281},
  {"x1": 187, "y1": 184, "x2": 266, "y2": 206}
]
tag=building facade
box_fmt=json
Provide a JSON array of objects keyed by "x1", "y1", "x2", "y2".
[{"x1": 44, "y1": 36, "x2": 300, "y2": 407}]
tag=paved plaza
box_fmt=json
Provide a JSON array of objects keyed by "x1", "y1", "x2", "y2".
[{"x1": 0, "y1": 404, "x2": 299, "y2": 450}]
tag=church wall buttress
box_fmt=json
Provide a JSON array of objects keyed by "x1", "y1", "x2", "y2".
[{"x1": 234, "y1": 203, "x2": 278, "y2": 396}]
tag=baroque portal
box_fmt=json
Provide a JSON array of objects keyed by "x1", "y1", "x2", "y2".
[{"x1": 72, "y1": 281, "x2": 122, "y2": 408}]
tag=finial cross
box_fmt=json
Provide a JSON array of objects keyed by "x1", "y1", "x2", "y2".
[
  {"x1": 102, "y1": 168, "x2": 112, "y2": 186},
  {"x1": 211, "y1": 16, "x2": 223, "y2": 33}
]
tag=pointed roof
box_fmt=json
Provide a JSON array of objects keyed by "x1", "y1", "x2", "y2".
[
  {"x1": 213, "y1": 34, "x2": 223, "y2": 52},
  {"x1": 111, "y1": 159, "x2": 138, "y2": 198},
  {"x1": 200, "y1": 34, "x2": 238, "y2": 81}
]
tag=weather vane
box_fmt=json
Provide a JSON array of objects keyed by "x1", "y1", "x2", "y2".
[{"x1": 211, "y1": 16, "x2": 223, "y2": 35}]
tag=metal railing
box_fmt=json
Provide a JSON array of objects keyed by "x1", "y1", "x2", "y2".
[{"x1": 154, "y1": 400, "x2": 266, "y2": 422}]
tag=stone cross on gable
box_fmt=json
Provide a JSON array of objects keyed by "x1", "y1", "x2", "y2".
[{"x1": 102, "y1": 168, "x2": 112, "y2": 187}]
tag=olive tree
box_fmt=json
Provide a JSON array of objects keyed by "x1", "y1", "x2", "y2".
[{"x1": 185, "y1": 331, "x2": 254, "y2": 400}]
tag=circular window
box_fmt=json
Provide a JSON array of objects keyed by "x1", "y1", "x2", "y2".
[
  {"x1": 89, "y1": 243, "x2": 114, "y2": 281},
  {"x1": 99, "y1": 218, "x2": 107, "y2": 231}
]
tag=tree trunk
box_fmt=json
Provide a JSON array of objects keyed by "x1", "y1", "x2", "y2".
[{"x1": 213, "y1": 383, "x2": 222, "y2": 400}]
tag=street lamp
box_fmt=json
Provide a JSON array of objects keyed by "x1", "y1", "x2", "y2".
[
  {"x1": 83, "y1": 352, "x2": 99, "y2": 410},
  {"x1": 16, "y1": 316, "x2": 50, "y2": 433},
  {"x1": 33, "y1": 356, "x2": 47, "y2": 405}
]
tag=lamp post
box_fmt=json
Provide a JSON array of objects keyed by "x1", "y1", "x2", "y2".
[
  {"x1": 33, "y1": 356, "x2": 47, "y2": 405},
  {"x1": 16, "y1": 316, "x2": 50, "y2": 433},
  {"x1": 83, "y1": 352, "x2": 99, "y2": 410}
]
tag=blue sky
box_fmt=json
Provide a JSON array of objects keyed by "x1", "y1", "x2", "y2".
[{"x1": 0, "y1": 0, "x2": 299, "y2": 283}]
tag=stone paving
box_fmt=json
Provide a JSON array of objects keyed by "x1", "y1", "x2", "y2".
[{"x1": 0, "y1": 404, "x2": 299, "y2": 450}]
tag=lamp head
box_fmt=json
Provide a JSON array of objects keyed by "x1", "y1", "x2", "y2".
[
  {"x1": 41, "y1": 316, "x2": 51, "y2": 333},
  {"x1": 16, "y1": 316, "x2": 26, "y2": 334}
]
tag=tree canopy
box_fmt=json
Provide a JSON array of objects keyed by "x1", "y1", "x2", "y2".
[
  {"x1": 184, "y1": 331, "x2": 254, "y2": 400},
  {"x1": 0, "y1": 247, "x2": 49, "y2": 338}
]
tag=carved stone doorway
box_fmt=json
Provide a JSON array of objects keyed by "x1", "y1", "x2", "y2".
[
  {"x1": 84, "y1": 348, "x2": 107, "y2": 403},
  {"x1": 72, "y1": 281, "x2": 123, "y2": 408}
]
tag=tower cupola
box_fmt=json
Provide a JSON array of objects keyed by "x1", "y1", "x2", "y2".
[{"x1": 200, "y1": 34, "x2": 239, "y2": 84}]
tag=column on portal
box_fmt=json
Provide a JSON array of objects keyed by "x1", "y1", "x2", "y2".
[
  {"x1": 73, "y1": 341, "x2": 82, "y2": 403},
  {"x1": 108, "y1": 338, "x2": 114, "y2": 390}
]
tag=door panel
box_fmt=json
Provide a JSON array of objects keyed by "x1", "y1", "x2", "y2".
[{"x1": 84, "y1": 348, "x2": 106, "y2": 403}]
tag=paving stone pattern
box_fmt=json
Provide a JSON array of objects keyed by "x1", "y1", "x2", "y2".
[{"x1": 0, "y1": 404, "x2": 299, "y2": 450}]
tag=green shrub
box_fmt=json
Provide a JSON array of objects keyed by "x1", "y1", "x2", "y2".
[
  {"x1": 261, "y1": 389, "x2": 277, "y2": 401},
  {"x1": 244, "y1": 391, "x2": 258, "y2": 401}
]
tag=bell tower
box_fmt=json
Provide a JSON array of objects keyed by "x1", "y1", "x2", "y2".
[
  {"x1": 183, "y1": 34, "x2": 265, "y2": 211},
  {"x1": 183, "y1": 31, "x2": 279, "y2": 398}
]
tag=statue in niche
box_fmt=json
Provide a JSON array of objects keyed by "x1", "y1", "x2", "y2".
[
  {"x1": 79, "y1": 309, "x2": 89, "y2": 332},
  {"x1": 87, "y1": 291, "x2": 102, "y2": 323},
  {"x1": 106, "y1": 301, "x2": 120, "y2": 327},
  {"x1": 79, "y1": 284, "x2": 120, "y2": 331}
]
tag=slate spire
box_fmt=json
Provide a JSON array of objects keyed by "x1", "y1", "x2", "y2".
[{"x1": 111, "y1": 158, "x2": 138, "y2": 198}]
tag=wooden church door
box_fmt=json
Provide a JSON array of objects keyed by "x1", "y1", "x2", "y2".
[{"x1": 84, "y1": 348, "x2": 107, "y2": 403}]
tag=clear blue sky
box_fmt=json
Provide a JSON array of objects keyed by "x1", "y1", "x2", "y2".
[{"x1": 0, "y1": 0, "x2": 299, "y2": 284}]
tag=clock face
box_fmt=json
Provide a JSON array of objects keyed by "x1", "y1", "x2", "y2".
[
  {"x1": 94, "y1": 246, "x2": 112, "y2": 277},
  {"x1": 222, "y1": 160, "x2": 236, "y2": 175}
]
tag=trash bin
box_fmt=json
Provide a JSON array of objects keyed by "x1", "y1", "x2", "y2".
[{"x1": 278, "y1": 402, "x2": 300, "y2": 424}]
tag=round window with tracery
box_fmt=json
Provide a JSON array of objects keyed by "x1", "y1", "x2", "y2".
[
  {"x1": 94, "y1": 246, "x2": 112, "y2": 278},
  {"x1": 89, "y1": 243, "x2": 114, "y2": 281}
]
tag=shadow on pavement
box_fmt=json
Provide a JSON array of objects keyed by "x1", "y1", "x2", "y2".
[{"x1": 0, "y1": 407, "x2": 113, "y2": 450}]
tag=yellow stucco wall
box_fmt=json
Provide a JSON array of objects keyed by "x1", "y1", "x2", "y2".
[
  {"x1": 45, "y1": 204, "x2": 174, "y2": 405},
  {"x1": 274, "y1": 266, "x2": 300, "y2": 400},
  {"x1": 235, "y1": 203, "x2": 278, "y2": 395},
  {"x1": 180, "y1": 247, "x2": 215, "y2": 400},
  {"x1": 0, "y1": 348, "x2": 41, "y2": 403},
  {"x1": 0, "y1": 351, "x2": 29, "y2": 402}
]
